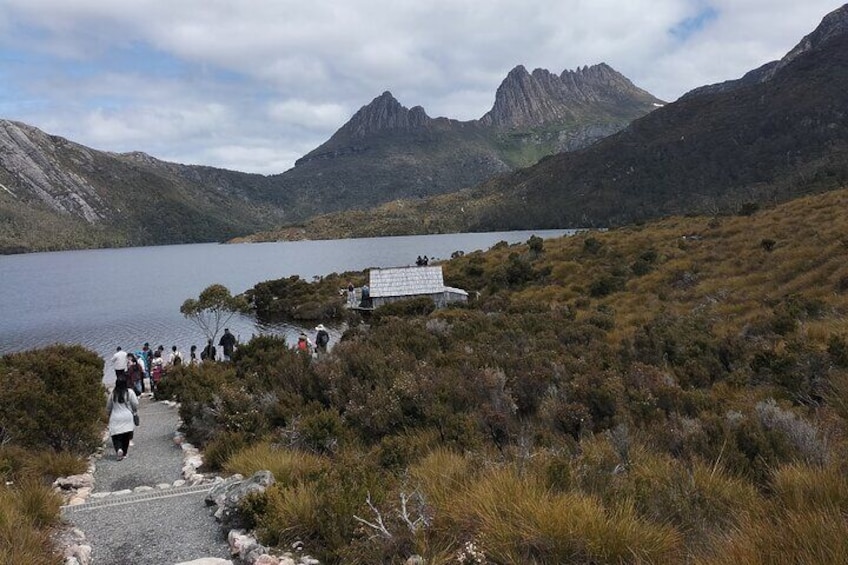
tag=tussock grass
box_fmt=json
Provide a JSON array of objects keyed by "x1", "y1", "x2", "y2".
[
  {"x1": 438, "y1": 467, "x2": 682, "y2": 564},
  {"x1": 771, "y1": 463, "x2": 848, "y2": 513},
  {"x1": 699, "y1": 507, "x2": 848, "y2": 565},
  {"x1": 615, "y1": 449, "x2": 762, "y2": 547},
  {"x1": 223, "y1": 442, "x2": 328, "y2": 486},
  {"x1": 255, "y1": 483, "x2": 320, "y2": 546},
  {"x1": 0, "y1": 482, "x2": 63, "y2": 565}
]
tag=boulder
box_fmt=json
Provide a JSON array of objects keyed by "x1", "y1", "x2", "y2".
[
  {"x1": 206, "y1": 471, "x2": 274, "y2": 528},
  {"x1": 54, "y1": 473, "x2": 94, "y2": 490}
]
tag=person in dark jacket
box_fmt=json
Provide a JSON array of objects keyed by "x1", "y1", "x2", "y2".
[
  {"x1": 314, "y1": 324, "x2": 330, "y2": 357},
  {"x1": 218, "y1": 328, "x2": 237, "y2": 361},
  {"x1": 201, "y1": 339, "x2": 216, "y2": 362}
]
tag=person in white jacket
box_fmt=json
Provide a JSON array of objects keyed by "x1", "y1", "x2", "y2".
[{"x1": 107, "y1": 377, "x2": 139, "y2": 461}]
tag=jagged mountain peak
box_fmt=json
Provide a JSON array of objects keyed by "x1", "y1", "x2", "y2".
[
  {"x1": 333, "y1": 90, "x2": 432, "y2": 140},
  {"x1": 480, "y1": 62, "x2": 662, "y2": 127}
]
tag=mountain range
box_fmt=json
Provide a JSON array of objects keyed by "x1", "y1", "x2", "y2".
[{"x1": 0, "y1": 60, "x2": 660, "y2": 254}]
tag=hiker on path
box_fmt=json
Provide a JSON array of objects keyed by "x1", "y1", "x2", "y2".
[
  {"x1": 107, "y1": 377, "x2": 138, "y2": 461},
  {"x1": 111, "y1": 346, "x2": 128, "y2": 380},
  {"x1": 168, "y1": 345, "x2": 184, "y2": 367},
  {"x1": 150, "y1": 350, "x2": 164, "y2": 391},
  {"x1": 219, "y1": 328, "x2": 237, "y2": 361},
  {"x1": 141, "y1": 342, "x2": 153, "y2": 378},
  {"x1": 126, "y1": 353, "x2": 145, "y2": 395},
  {"x1": 201, "y1": 339, "x2": 216, "y2": 362},
  {"x1": 315, "y1": 324, "x2": 330, "y2": 357},
  {"x1": 295, "y1": 332, "x2": 313, "y2": 355},
  {"x1": 189, "y1": 344, "x2": 200, "y2": 365},
  {"x1": 347, "y1": 281, "x2": 356, "y2": 306}
]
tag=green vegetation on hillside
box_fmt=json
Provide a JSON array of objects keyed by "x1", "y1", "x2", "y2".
[
  {"x1": 0, "y1": 345, "x2": 105, "y2": 563},
  {"x1": 162, "y1": 187, "x2": 848, "y2": 563}
]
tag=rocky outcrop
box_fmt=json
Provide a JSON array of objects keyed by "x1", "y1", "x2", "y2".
[
  {"x1": 334, "y1": 91, "x2": 433, "y2": 139},
  {"x1": 479, "y1": 63, "x2": 663, "y2": 127},
  {"x1": 205, "y1": 470, "x2": 276, "y2": 529}
]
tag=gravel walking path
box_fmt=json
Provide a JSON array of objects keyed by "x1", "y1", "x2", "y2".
[{"x1": 62, "y1": 396, "x2": 232, "y2": 565}]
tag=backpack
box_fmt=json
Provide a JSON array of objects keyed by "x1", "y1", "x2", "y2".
[{"x1": 173, "y1": 353, "x2": 183, "y2": 366}]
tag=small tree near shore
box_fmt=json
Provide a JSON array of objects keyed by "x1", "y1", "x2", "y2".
[{"x1": 180, "y1": 284, "x2": 250, "y2": 344}]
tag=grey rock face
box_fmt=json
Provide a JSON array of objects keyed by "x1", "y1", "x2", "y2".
[
  {"x1": 0, "y1": 120, "x2": 105, "y2": 223},
  {"x1": 205, "y1": 470, "x2": 275, "y2": 529},
  {"x1": 479, "y1": 63, "x2": 663, "y2": 127}
]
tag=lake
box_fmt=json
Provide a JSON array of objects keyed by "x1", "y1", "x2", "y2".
[{"x1": 0, "y1": 230, "x2": 574, "y2": 382}]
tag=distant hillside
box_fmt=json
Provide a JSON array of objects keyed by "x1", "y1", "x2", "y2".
[
  {"x1": 0, "y1": 121, "x2": 285, "y2": 253},
  {"x1": 254, "y1": 4, "x2": 848, "y2": 240}
]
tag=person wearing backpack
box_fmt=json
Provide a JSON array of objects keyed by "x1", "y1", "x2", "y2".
[
  {"x1": 168, "y1": 345, "x2": 183, "y2": 367},
  {"x1": 315, "y1": 324, "x2": 330, "y2": 358}
]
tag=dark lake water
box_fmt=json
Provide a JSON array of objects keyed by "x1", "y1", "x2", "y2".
[{"x1": 0, "y1": 230, "x2": 573, "y2": 382}]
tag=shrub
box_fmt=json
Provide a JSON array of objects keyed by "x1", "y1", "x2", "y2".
[
  {"x1": 589, "y1": 274, "x2": 626, "y2": 297},
  {"x1": 583, "y1": 236, "x2": 603, "y2": 254},
  {"x1": 755, "y1": 399, "x2": 828, "y2": 466},
  {"x1": 0, "y1": 345, "x2": 105, "y2": 453},
  {"x1": 527, "y1": 235, "x2": 544, "y2": 255},
  {"x1": 371, "y1": 297, "x2": 436, "y2": 323}
]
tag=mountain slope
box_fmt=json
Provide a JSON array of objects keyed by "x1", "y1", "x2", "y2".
[{"x1": 0, "y1": 121, "x2": 283, "y2": 253}]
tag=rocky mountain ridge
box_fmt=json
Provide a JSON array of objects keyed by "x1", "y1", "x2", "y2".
[
  {"x1": 459, "y1": 3, "x2": 848, "y2": 231},
  {"x1": 480, "y1": 63, "x2": 661, "y2": 127},
  {"x1": 276, "y1": 62, "x2": 662, "y2": 216}
]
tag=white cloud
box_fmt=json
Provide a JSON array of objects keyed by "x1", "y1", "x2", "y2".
[
  {"x1": 0, "y1": 0, "x2": 844, "y2": 172},
  {"x1": 267, "y1": 100, "x2": 348, "y2": 130}
]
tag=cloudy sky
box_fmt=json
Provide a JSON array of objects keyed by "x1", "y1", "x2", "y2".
[{"x1": 0, "y1": 1, "x2": 843, "y2": 174}]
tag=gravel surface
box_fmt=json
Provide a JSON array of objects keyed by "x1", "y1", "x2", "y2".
[{"x1": 63, "y1": 396, "x2": 231, "y2": 565}]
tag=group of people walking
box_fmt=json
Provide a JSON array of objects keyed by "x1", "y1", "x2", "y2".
[
  {"x1": 110, "y1": 329, "x2": 240, "y2": 392},
  {"x1": 295, "y1": 324, "x2": 331, "y2": 357},
  {"x1": 107, "y1": 326, "x2": 329, "y2": 461},
  {"x1": 107, "y1": 329, "x2": 239, "y2": 461}
]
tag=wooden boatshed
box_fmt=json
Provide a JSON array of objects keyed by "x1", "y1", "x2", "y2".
[{"x1": 368, "y1": 265, "x2": 467, "y2": 309}]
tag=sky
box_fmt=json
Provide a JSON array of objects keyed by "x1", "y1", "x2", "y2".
[{"x1": 0, "y1": 1, "x2": 844, "y2": 175}]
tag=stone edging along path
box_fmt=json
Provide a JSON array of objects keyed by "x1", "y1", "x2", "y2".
[{"x1": 52, "y1": 397, "x2": 320, "y2": 565}]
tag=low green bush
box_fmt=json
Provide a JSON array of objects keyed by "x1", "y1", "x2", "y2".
[{"x1": 0, "y1": 345, "x2": 105, "y2": 453}]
